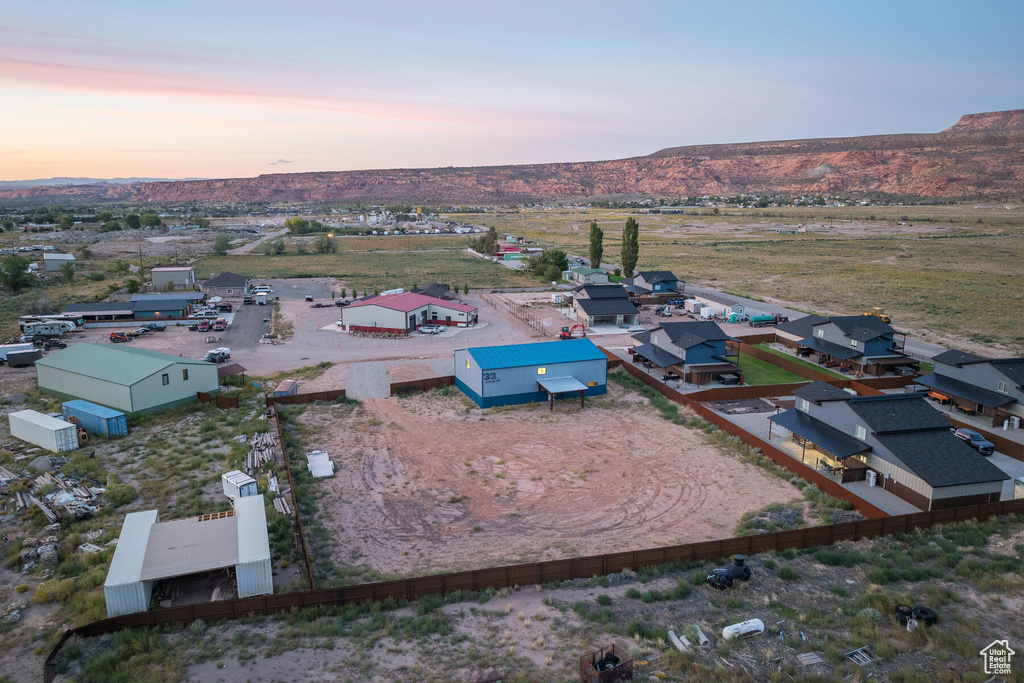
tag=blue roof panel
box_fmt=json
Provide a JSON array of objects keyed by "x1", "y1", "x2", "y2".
[{"x1": 468, "y1": 339, "x2": 607, "y2": 370}]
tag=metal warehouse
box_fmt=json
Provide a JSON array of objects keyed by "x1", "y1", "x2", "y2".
[
  {"x1": 455, "y1": 339, "x2": 607, "y2": 409},
  {"x1": 35, "y1": 344, "x2": 219, "y2": 414},
  {"x1": 341, "y1": 292, "x2": 478, "y2": 333},
  {"x1": 103, "y1": 495, "x2": 273, "y2": 618}
]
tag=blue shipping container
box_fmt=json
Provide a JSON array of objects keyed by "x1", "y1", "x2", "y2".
[{"x1": 61, "y1": 400, "x2": 128, "y2": 438}]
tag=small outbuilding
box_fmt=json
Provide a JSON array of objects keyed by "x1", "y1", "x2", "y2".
[
  {"x1": 455, "y1": 339, "x2": 607, "y2": 408},
  {"x1": 104, "y1": 495, "x2": 273, "y2": 618},
  {"x1": 36, "y1": 344, "x2": 219, "y2": 414},
  {"x1": 150, "y1": 267, "x2": 196, "y2": 289},
  {"x1": 43, "y1": 253, "x2": 76, "y2": 273}
]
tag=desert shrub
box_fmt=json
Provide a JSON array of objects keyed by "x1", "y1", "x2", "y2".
[
  {"x1": 596, "y1": 595, "x2": 613, "y2": 606},
  {"x1": 856, "y1": 608, "x2": 887, "y2": 626},
  {"x1": 625, "y1": 588, "x2": 641, "y2": 599},
  {"x1": 778, "y1": 566, "x2": 799, "y2": 581},
  {"x1": 104, "y1": 483, "x2": 138, "y2": 507},
  {"x1": 33, "y1": 578, "x2": 75, "y2": 604},
  {"x1": 416, "y1": 593, "x2": 444, "y2": 615}
]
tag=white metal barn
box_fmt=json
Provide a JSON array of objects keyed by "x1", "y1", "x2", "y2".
[{"x1": 104, "y1": 495, "x2": 273, "y2": 617}]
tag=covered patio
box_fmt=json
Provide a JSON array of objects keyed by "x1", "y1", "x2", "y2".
[
  {"x1": 768, "y1": 409, "x2": 872, "y2": 481},
  {"x1": 538, "y1": 376, "x2": 589, "y2": 411}
]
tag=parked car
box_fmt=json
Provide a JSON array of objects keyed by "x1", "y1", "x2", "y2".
[
  {"x1": 109, "y1": 332, "x2": 129, "y2": 343},
  {"x1": 132, "y1": 327, "x2": 151, "y2": 336},
  {"x1": 197, "y1": 321, "x2": 211, "y2": 332},
  {"x1": 142, "y1": 322, "x2": 166, "y2": 331},
  {"x1": 334, "y1": 299, "x2": 351, "y2": 307},
  {"x1": 305, "y1": 295, "x2": 314, "y2": 302},
  {"x1": 208, "y1": 296, "x2": 223, "y2": 304},
  {"x1": 211, "y1": 318, "x2": 227, "y2": 331},
  {"x1": 203, "y1": 347, "x2": 231, "y2": 363},
  {"x1": 953, "y1": 428, "x2": 995, "y2": 456},
  {"x1": 251, "y1": 285, "x2": 272, "y2": 294},
  {"x1": 217, "y1": 303, "x2": 233, "y2": 312},
  {"x1": 419, "y1": 324, "x2": 444, "y2": 335},
  {"x1": 893, "y1": 366, "x2": 917, "y2": 377},
  {"x1": 188, "y1": 310, "x2": 218, "y2": 318},
  {"x1": 243, "y1": 296, "x2": 254, "y2": 305},
  {"x1": 187, "y1": 323, "x2": 200, "y2": 331}
]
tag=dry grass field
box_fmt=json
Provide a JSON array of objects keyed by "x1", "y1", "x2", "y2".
[{"x1": 458, "y1": 206, "x2": 1024, "y2": 352}]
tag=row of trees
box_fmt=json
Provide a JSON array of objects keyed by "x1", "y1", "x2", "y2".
[{"x1": 587, "y1": 218, "x2": 638, "y2": 275}]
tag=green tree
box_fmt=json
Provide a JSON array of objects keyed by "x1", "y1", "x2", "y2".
[
  {"x1": 113, "y1": 260, "x2": 131, "y2": 275},
  {"x1": 284, "y1": 217, "x2": 310, "y2": 234},
  {"x1": 140, "y1": 213, "x2": 160, "y2": 228},
  {"x1": 313, "y1": 233, "x2": 336, "y2": 254},
  {"x1": 620, "y1": 217, "x2": 639, "y2": 277},
  {"x1": 212, "y1": 235, "x2": 231, "y2": 256},
  {"x1": 100, "y1": 220, "x2": 121, "y2": 233},
  {"x1": 60, "y1": 261, "x2": 75, "y2": 283},
  {"x1": 125, "y1": 278, "x2": 140, "y2": 294},
  {"x1": 59, "y1": 214, "x2": 74, "y2": 230},
  {"x1": 542, "y1": 264, "x2": 561, "y2": 282},
  {"x1": 463, "y1": 283, "x2": 469, "y2": 295},
  {"x1": 588, "y1": 221, "x2": 603, "y2": 269},
  {"x1": 469, "y1": 226, "x2": 499, "y2": 255},
  {"x1": 0, "y1": 256, "x2": 33, "y2": 294},
  {"x1": 264, "y1": 239, "x2": 286, "y2": 256},
  {"x1": 96, "y1": 212, "x2": 113, "y2": 223},
  {"x1": 79, "y1": 247, "x2": 92, "y2": 260},
  {"x1": 196, "y1": 217, "x2": 211, "y2": 229},
  {"x1": 125, "y1": 214, "x2": 141, "y2": 230}
]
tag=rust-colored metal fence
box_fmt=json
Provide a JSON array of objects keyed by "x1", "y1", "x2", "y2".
[
  {"x1": 196, "y1": 392, "x2": 240, "y2": 409},
  {"x1": 266, "y1": 389, "x2": 347, "y2": 407},
  {"x1": 44, "y1": 498, "x2": 1024, "y2": 681},
  {"x1": 390, "y1": 375, "x2": 456, "y2": 396}
]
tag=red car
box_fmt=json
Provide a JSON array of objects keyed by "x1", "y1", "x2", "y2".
[
  {"x1": 197, "y1": 320, "x2": 211, "y2": 332},
  {"x1": 211, "y1": 318, "x2": 227, "y2": 331}
]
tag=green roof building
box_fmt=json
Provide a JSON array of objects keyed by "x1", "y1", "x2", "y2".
[
  {"x1": 35, "y1": 344, "x2": 219, "y2": 414},
  {"x1": 570, "y1": 267, "x2": 609, "y2": 284}
]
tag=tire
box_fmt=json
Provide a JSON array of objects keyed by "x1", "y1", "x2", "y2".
[
  {"x1": 895, "y1": 604, "x2": 914, "y2": 624},
  {"x1": 913, "y1": 606, "x2": 938, "y2": 626}
]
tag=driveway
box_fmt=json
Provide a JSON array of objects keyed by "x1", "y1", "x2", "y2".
[{"x1": 229, "y1": 228, "x2": 289, "y2": 255}]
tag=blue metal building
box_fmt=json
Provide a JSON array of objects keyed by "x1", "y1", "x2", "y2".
[{"x1": 454, "y1": 339, "x2": 608, "y2": 409}]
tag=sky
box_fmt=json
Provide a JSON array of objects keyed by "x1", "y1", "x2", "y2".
[{"x1": 1, "y1": 1, "x2": 1022, "y2": 181}]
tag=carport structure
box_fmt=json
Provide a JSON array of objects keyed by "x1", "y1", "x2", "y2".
[
  {"x1": 538, "y1": 376, "x2": 589, "y2": 410},
  {"x1": 768, "y1": 409, "x2": 872, "y2": 477}
]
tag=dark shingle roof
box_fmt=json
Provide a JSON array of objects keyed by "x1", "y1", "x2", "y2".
[
  {"x1": 413, "y1": 283, "x2": 452, "y2": 299},
  {"x1": 769, "y1": 410, "x2": 870, "y2": 459},
  {"x1": 847, "y1": 394, "x2": 951, "y2": 434},
  {"x1": 776, "y1": 314, "x2": 828, "y2": 338},
  {"x1": 931, "y1": 349, "x2": 989, "y2": 366},
  {"x1": 820, "y1": 315, "x2": 894, "y2": 341},
  {"x1": 574, "y1": 284, "x2": 629, "y2": 299},
  {"x1": 202, "y1": 272, "x2": 248, "y2": 288},
  {"x1": 575, "y1": 298, "x2": 639, "y2": 316},
  {"x1": 631, "y1": 330, "x2": 651, "y2": 344},
  {"x1": 992, "y1": 359, "x2": 1024, "y2": 387},
  {"x1": 915, "y1": 373, "x2": 1016, "y2": 409},
  {"x1": 792, "y1": 381, "x2": 851, "y2": 403},
  {"x1": 797, "y1": 335, "x2": 862, "y2": 360},
  {"x1": 657, "y1": 321, "x2": 731, "y2": 350},
  {"x1": 64, "y1": 302, "x2": 134, "y2": 314},
  {"x1": 637, "y1": 271, "x2": 679, "y2": 284},
  {"x1": 873, "y1": 431, "x2": 1009, "y2": 488}
]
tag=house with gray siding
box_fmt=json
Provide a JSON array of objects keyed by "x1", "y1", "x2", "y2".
[
  {"x1": 769, "y1": 381, "x2": 1008, "y2": 511},
  {"x1": 631, "y1": 321, "x2": 739, "y2": 384},
  {"x1": 571, "y1": 284, "x2": 638, "y2": 327},
  {"x1": 455, "y1": 339, "x2": 607, "y2": 408},
  {"x1": 915, "y1": 350, "x2": 1024, "y2": 427},
  {"x1": 623, "y1": 271, "x2": 682, "y2": 296},
  {"x1": 797, "y1": 316, "x2": 915, "y2": 376}
]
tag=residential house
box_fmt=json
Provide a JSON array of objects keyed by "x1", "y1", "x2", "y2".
[
  {"x1": 796, "y1": 316, "x2": 915, "y2": 376},
  {"x1": 340, "y1": 292, "x2": 478, "y2": 333},
  {"x1": 769, "y1": 381, "x2": 1008, "y2": 510},
  {"x1": 201, "y1": 272, "x2": 250, "y2": 298},
  {"x1": 623, "y1": 271, "x2": 682, "y2": 297},
  {"x1": 569, "y1": 267, "x2": 609, "y2": 284},
  {"x1": 572, "y1": 284, "x2": 639, "y2": 328},
  {"x1": 775, "y1": 314, "x2": 828, "y2": 349},
  {"x1": 631, "y1": 320, "x2": 740, "y2": 384},
  {"x1": 412, "y1": 283, "x2": 455, "y2": 300},
  {"x1": 915, "y1": 350, "x2": 1024, "y2": 427}
]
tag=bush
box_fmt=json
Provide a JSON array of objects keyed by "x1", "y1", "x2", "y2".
[
  {"x1": 625, "y1": 588, "x2": 641, "y2": 599},
  {"x1": 814, "y1": 548, "x2": 868, "y2": 567},
  {"x1": 596, "y1": 594, "x2": 612, "y2": 606},
  {"x1": 856, "y1": 607, "x2": 887, "y2": 626},
  {"x1": 778, "y1": 566, "x2": 799, "y2": 581},
  {"x1": 104, "y1": 483, "x2": 138, "y2": 507},
  {"x1": 33, "y1": 578, "x2": 74, "y2": 604},
  {"x1": 416, "y1": 593, "x2": 444, "y2": 615}
]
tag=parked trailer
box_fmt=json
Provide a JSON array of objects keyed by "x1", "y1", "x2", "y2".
[
  {"x1": 700, "y1": 306, "x2": 716, "y2": 320},
  {"x1": 8, "y1": 410, "x2": 79, "y2": 453},
  {"x1": 748, "y1": 313, "x2": 789, "y2": 328},
  {"x1": 0, "y1": 343, "x2": 34, "y2": 361},
  {"x1": 22, "y1": 321, "x2": 66, "y2": 338},
  {"x1": 684, "y1": 300, "x2": 704, "y2": 314},
  {"x1": 222, "y1": 470, "x2": 258, "y2": 499},
  {"x1": 7, "y1": 349, "x2": 42, "y2": 367},
  {"x1": 61, "y1": 400, "x2": 128, "y2": 438}
]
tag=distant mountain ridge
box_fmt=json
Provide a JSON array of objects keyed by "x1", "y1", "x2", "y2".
[
  {"x1": 0, "y1": 177, "x2": 205, "y2": 190},
  {"x1": 2, "y1": 110, "x2": 1022, "y2": 203}
]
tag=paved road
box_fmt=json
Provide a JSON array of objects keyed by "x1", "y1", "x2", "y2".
[{"x1": 229, "y1": 228, "x2": 290, "y2": 255}]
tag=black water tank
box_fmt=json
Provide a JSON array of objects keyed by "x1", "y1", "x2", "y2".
[{"x1": 706, "y1": 555, "x2": 753, "y2": 590}]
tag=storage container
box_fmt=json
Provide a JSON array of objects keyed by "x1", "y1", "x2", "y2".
[
  {"x1": 8, "y1": 410, "x2": 79, "y2": 452},
  {"x1": 7, "y1": 349, "x2": 42, "y2": 367},
  {"x1": 61, "y1": 400, "x2": 128, "y2": 438},
  {"x1": 273, "y1": 380, "x2": 298, "y2": 398}
]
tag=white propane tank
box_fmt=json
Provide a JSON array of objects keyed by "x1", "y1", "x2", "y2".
[{"x1": 722, "y1": 618, "x2": 764, "y2": 640}]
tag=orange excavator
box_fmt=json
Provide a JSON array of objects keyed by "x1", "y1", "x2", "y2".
[{"x1": 558, "y1": 324, "x2": 586, "y2": 340}]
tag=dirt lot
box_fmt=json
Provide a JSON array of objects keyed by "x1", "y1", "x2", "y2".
[{"x1": 294, "y1": 382, "x2": 801, "y2": 577}]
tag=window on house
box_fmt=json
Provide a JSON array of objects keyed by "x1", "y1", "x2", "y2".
[
  {"x1": 652, "y1": 334, "x2": 658, "y2": 344},
  {"x1": 182, "y1": 369, "x2": 189, "y2": 381},
  {"x1": 465, "y1": 359, "x2": 471, "y2": 369},
  {"x1": 855, "y1": 425, "x2": 867, "y2": 441},
  {"x1": 798, "y1": 398, "x2": 810, "y2": 412},
  {"x1": 816, "y1": 328, "x2": 824, "y2": 338},
  {"x1": 997, "y1": 381, "x2": 1009, "y2": 394},
  {"x1": 537, "y1": 367, "x2": 547, "y2": 375},
  {"x1": 162, "y1": 373, "x2": 169, "y2": 386},
  {"x1": 850, "y1": 339, "x2": 858, "y2": 347}
]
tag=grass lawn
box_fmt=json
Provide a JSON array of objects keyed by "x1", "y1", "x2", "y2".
[
  {"x1": 737, "y1": 352, "x2": 808, "y2": 385},
  {"x1": 753, "y1": 344, "x2": 846, "y2": 377}
]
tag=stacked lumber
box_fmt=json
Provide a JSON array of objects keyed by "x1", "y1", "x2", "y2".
[
  {"x1": 272, "y1": 496, "x2": 292, "y2": 515},
  {"x1": 244, "y1": 432, "x2": 279, "y2": 474}
]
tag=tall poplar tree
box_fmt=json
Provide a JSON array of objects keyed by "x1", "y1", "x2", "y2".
[
  {"x1": 620, "y1": 217, "x2": 639, "y2": 276},
  {"x1": 588, "y1": 221, "x2": 603, "y2": 269}
]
